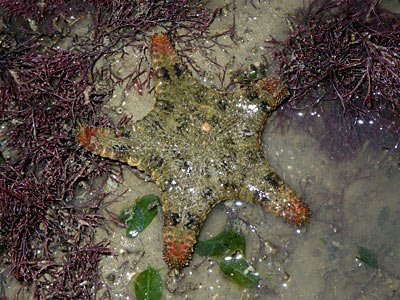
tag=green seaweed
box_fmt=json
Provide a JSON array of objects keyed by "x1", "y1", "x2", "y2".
[
  {"x1": 357, "y1": 246, "x2": 378, "y2": 269},
  {"x1": 134, "y1": 266, "x2": 162, "y2": 300},
  {"x1": 196, "y1": 230, "x2": 262, "y2": 288},
  {"x1": 219, "y1": 255, "x2": 260, "y2": 288},
  {"x1": 120, "y1": 194, "x2": 159, "y2": 238},
  {"x1": 196, "y1": 230, "x2": 245, "y2": 257}
]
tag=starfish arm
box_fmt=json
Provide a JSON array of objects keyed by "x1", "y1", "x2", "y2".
[
  {"x1": 238, "y1": 158, "x2": 310, "y2": 226},
  {"x1": 232, "y1": 77, "x2": 290, "y2": 113},
  {"x1": 76, "y1": 123, "x2": 161, "y2": 173},
  {"x1": 150, "y1": 34, "x2": 238, "y2": 111},
  {"x1": 157, "y1": 155, "x2": 239, "y2": 269},
  {"x1": 160, "y1": 191, "x2": 217, "y2": 270}
]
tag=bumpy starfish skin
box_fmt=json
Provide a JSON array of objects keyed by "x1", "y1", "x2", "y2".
[{"x1": 77, "y1": 34, "x2": 310, "y2": 270}]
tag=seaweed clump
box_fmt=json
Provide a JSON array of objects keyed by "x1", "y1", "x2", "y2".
[
  {"x1": 0, "y1": 0, "x2": 228, "y2": 298},
  {"x1": 269, "y1": 0, "x2": 400, "y2": 158},
  {"x1": 0, "y1": 28, "x2": 113, "y2": 298}
]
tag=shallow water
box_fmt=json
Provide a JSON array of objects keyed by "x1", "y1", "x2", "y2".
[{"x1": 2, "y1": 0, "x2": 399, "y2": 299}]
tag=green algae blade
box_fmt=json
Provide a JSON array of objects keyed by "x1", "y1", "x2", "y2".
[
  {"x1": 196, "y1": 230, "x2": 245, "y2": 257},
  {"x1": 134, "y1": 266, "x2": 162, "y2": 300},
  {"x1": 120, "y1": 194, "x2": 159, "y2": 238},
  {"x1": 220, "y1": 255, "x2": 260, "y2": 288},
  {"x1": 357, "y1": 246, "x2": 378, "y2": 269}
]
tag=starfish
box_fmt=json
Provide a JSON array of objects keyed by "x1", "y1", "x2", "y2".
[{"x1": 77, "y1": 34, "x2": 310, "y2": 270}]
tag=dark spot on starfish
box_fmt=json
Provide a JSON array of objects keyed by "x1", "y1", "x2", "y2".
[
  {"x1": 112, "y1": 143, "x2": 131, "y2": 154},
  {"x1": 182, "y1": 161, "x2": 193, "y2": 174},
  {"x1": 147, "y1": 119, "x2": 163, "y2": 131},
  {"x1": 211, "y1": 115, "x2": 219, "y2": 126},
  {"x1": 173, "y1": 63, "x2": 184, "y2": 77},
  {"x1": 121, "y1": 130, "x2": 132, "y2": 138},
  {"x1": 150, "y1": 155, "x2": 164, "y2": 168},
  {"x1": 227, "y1": 181, "x2": 239, "y2": 191},
  {"x1": 184, "y1": 213, "x2": 201, "y2": 231},
  {"x1": 246, "y1": 90, "x2": 259, "y2": 101},
  {"x1": 159, "y1": 67, "x2": 170, "y2": 81},
  {"x1": 219, "y1": 155, "x2": 235, "y2": 173},
  {"x1": 193, "y1": 89, "x2": 207, "y2": 104},
  {"x1": 202, "y1": 187, "x2": 214, "y2": 198},
  {"x1": 220, "y1": 160, "x2": 229, "y2": 172},
  {"x1": 255, "y1": 191, "x2": 268, "y2": 202},
  {"x1": 159, "y1": 100, "x2": 174, "y2": 113},
  {"x1": 172, "y1": 149, "x2": 184, "y2": 160},
  {"x1": 241, "y1": 127, "x2": 254, "y2": 138},
  {"x1": 224, "y1": 136, "x2": 236, "y2": 146},
  {"x1": 217, "y1": 99, "x2": 227, "y2": 111},
  {"x1": 260, "y1": 100, "x2": 270, "y2": 110},
  {"x1": 264, "y1": 173, "x2": 282, "y2": 189},
  {"x1": 176, "y1": 116, "x2": 190, "y2": 133},
  {"x1": 165, "y1": 212, "x2": 181, "y2": 226}
]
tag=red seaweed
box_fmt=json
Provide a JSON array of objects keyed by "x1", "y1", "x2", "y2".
[
  {"x1": 0, "y1": 27, "x2": 112, "y2": 298},
  {"x1": 268, "y1": 0, "x2": 400, "y2": 158}
]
